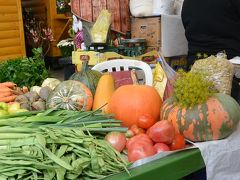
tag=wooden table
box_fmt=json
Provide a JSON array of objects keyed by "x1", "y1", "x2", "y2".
[{"x1": 105, "y1": 149, "x2": 205, "y2": 180}]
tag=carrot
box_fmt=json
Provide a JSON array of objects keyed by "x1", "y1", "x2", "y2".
[
  {"x1": 0, "y1": 91, "x2": 12, "y2": 98},
  {"x1": 0, "y1": 82, "x2": 16, "y2": 88},
  {"x1": 0, "y1": 95, "x2": 17, "y2": 103},
  {"x1": 12, "y1": 87, "x2": 23, "y2": 95},
  {"x1": 0, "y1": 87, "x2": 13, "y2": 93}
]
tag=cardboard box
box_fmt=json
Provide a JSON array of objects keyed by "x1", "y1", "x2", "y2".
[{"x1": 131, "y1": 16, "x2": 161, "y2": 50}]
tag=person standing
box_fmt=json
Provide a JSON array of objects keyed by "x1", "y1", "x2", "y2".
[
  {"x1": 181, "y1": 0, "x2": 240, "y2": 103},
  {"x1": 181, "y1": 0, "x2": 240, "y2": 68}
]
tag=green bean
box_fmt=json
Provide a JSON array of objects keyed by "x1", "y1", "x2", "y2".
[
  {"x1": 69, "y1": 143, "x2": 89, "y2": 154},
  {"x1": 83, "y1": 170, "x2": 106, "y2": 179},
  {"x1": 0, "y1": 109, "x2": 130, "y2": 179},
  {"x1": 56, "y1": 167, "x2": 66, "y2": 180},
  {"x1": 39, "y1": 147, "x2": 73, "y2": 171},
  {"x1": 72, "y1": 149, "x2": 89, "y2": 158},
  {"x1": 0, "y1": 166, "x2": 41, "y2": 174},
  {"x1": 57, "y1": 145, "x2": 68, "y2": 158}
]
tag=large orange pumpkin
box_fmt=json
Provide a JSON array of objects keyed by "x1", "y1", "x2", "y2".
[
  {"x1": 161, "y1": 93, "x2": 240, "y2": 142},
  {"x1": 109, "y1": 85, "x2": 162, "y2": 127}
]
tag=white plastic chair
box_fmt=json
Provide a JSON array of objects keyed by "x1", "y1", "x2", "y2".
[{"x1": 92, "y1": 59, "x2": 153, "y2": 86}]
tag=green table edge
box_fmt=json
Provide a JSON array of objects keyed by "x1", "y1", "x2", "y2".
[{"x1": 105, "y1": 148, "x2": 205, "y2": 180}]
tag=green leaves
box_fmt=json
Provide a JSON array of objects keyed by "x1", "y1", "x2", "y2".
[
  {"x1": 0, "y1": 109, "x2": 130, "y2": 178},
  {"x1": 0, "y1": 48, "x2": 49, "y2": 88}
]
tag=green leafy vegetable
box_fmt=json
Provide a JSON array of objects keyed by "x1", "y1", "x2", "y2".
[
  {"x1": 0, "y1": 109, "x2": 130, "y2": 179},
  {"x1": 0, "y1": 48, "x2": 49, "y2": 88},
  {"x1": 173, "y1": 70, "x2": 217, "y2": 107}
]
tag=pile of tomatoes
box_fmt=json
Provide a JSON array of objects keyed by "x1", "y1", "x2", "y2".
[{"x1": 105, "y1": 114, "x2": 186, "y2": 162}]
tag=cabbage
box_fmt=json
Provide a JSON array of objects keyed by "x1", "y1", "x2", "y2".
[
  {"x1": 41, "y1": 78, "x2": 61, "y2": 90},
  {"x1": 30, "y1": 86, "x2": 41, "y2": 95}
]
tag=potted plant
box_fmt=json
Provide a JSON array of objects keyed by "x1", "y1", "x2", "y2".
[
  {"x1": 57, "y1": 38, "x2": 74, "y2": 57},
  {"x1": 22, "y1": 8, "x2": 55, "y2": 57},
  {"x1": 56, "y1": 0, "x2": 72, "y2": 16}
]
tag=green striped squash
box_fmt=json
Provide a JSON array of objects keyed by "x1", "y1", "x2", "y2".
[{"x1": 161, "y1": 93, "x2": 240, "y2": 142}]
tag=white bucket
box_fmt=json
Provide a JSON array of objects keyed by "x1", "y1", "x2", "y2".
[
  {"x1": 152, "y1": 0, "x2": 175, "y2": 15},
  {"x1": 130, "y1": 0, "x2": 153, "y2": 17}
]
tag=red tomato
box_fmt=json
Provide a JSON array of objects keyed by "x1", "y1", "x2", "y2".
[
  {"x1": 105, "y1": 132, "x2": 127, "y2": 152},
  {"x1": 126, "y1": 134, "x2": 153, "y2": 149},
  {"x1": 170, "y1": 133, "x2": 186, "y2": 151},
  {"x1": 128, "y1": 141, "x2": 157, "y2": 162},
  {"x1": 154, "y1": 143, "x2": 170, "y2": 153},
  {"x1": 137, "y1": 114, "x2": 156, "y2": 129},
  {"x1": 130, "y1": 124, "x2": 145, "y2": 135},
  {"x1": 146, "y1": 128, "x2": 150, "y2": 136},
  {"x1": 148, "y1": 120, "x2": 175, "y2": 144}
]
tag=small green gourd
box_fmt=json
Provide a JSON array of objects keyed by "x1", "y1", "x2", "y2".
[{"x1": 69, "y1": 61, "x2": 102, "y2": 95}]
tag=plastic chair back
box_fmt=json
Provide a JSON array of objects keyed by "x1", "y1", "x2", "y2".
[{"x1": 92, "y1": 59, "x2": 153, "y2": 86}]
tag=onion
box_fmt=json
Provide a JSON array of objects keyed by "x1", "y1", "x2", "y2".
[{"x1": 105, "y1": 132, "x2": 127, "y2": 152}]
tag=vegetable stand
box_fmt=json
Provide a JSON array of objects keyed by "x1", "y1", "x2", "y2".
[{"x1": 105, "y1": 149, "x2": 205, "y2": 180}]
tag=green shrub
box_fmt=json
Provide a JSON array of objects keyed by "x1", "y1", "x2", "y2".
[{"x1": 0, "y1": 48, "x2": 49, "y2": 88}]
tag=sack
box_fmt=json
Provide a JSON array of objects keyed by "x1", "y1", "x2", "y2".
[
  {"x1": 153, "y1": 62, "x2": 168, "y2": 100},
  {"x1": 152, "y1": 0, "x2": 175, "y2": 15},
  {"x1": 91, "y1": 10, "x2": 111, "y2": 43},
  {"x1": 158, "y1": 55, "x2": 176, "y2": 100},
  {"x1": 130, "y1": 0, "x2": 153, "y2": 17},
  {"x1": 191, "y1": 55, "x2": 234, "y2": 95}
]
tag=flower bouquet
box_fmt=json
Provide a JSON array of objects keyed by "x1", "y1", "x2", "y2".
[
  {"x1": 57, "y1": 38, "x2": 74, "y2": 57},
  {"x1": 23, "y1": 8, "x2": 55, "y2": 56}
]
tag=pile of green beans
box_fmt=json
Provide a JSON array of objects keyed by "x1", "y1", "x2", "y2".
[
  {"x1": 0, "y1": 127, "x2": 129, "y2": 179},
  {"x1": 0, "y1": 109, "x2": 130, "y2": 179}
]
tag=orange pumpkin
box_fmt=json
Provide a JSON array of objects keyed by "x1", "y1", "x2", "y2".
[
  {"x1": 109, "y1": 85, "x2": 162, "y2": 127},
  {"x1": 161, "y1": 93, "x2": 240, "y2": 142}
]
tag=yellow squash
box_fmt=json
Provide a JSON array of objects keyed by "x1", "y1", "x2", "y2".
[{"x1": 92, "y1": 73, "x2": 115, "y2": 113}]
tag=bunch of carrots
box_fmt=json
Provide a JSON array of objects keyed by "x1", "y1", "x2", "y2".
[{"x1": 0, "y1": 82, "x2": 28, "y2": 103}]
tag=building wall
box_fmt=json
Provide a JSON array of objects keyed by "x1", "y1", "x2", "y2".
[{"x1": 0, "y1": 0, "x2": 26, "y2": 61}]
